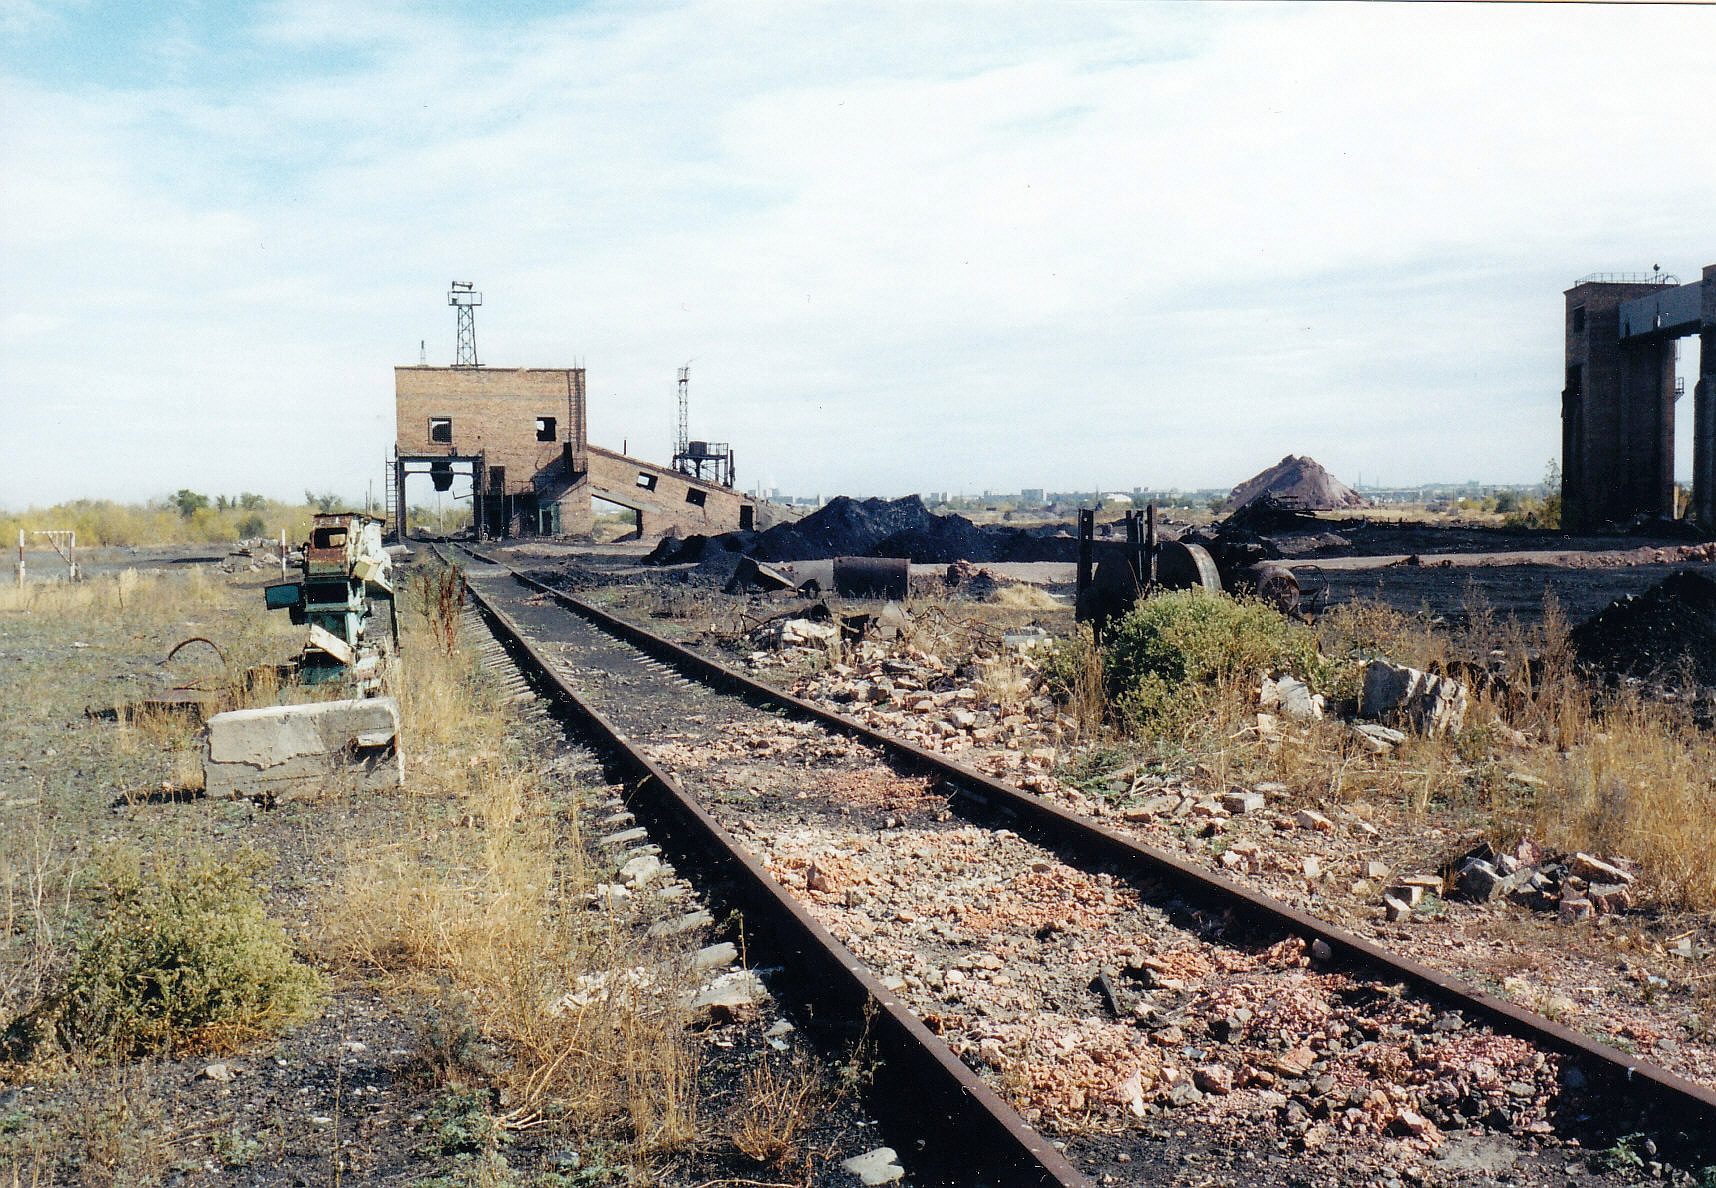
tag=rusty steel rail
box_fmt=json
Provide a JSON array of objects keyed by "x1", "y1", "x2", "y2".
[
  {"x1": 441, "y1": 548, "x2": 1086, "y2": 1188},
  {"x1": 447, "y1": 545, "x2": 1716, "y2": 1145}
]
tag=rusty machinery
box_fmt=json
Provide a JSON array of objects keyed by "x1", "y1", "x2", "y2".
[
  {"x1": 1074, "y1": 505, "x2": 1300, "y2": 641},
  {"x1": 264, "y1": 513, "x2": 397, "y2": 687}
]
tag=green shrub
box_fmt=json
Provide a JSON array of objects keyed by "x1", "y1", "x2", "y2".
[
  {"x1": 421, "y1": 1087, "x2": 505, "y2": 1157},
  {"x1": 33, "y1": 849, "x2": 324, "y2": 1058},
  {"x1": 1103, "y1": 590, "x2": 1318, "y2": 735}
]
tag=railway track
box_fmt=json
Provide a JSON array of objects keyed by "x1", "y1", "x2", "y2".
[{"x1": 440, "y1": 543, "x2": 1716, "y2": 1185}]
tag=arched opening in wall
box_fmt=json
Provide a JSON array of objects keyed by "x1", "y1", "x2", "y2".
[
  {"x1": 402, "y1": 470, "x2": 475, "y2": 540},
  {"x1": 591, "y1": 496, "x2": 641, "y2": 543},
  {"x1": 1675, "y1": 336, "x2": 1701, "y2": 518}
]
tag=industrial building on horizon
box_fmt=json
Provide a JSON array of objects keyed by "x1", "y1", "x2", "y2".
[{"x1": 388, "y1": 284, "x2": 757, "y2": 541}]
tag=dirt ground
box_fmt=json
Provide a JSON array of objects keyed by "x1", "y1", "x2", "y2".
[{"x1": 0, "y1": 566, "x2": 882, "y2": 1186}]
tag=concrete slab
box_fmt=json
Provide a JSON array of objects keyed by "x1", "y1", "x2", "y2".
[{"x1": 203, "y1": 696, "x2": 402, "y2": 803}]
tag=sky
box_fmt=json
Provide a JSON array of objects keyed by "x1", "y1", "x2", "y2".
[{"x1": 2, "y1": 0, "x2": 1713, "y2": 509}]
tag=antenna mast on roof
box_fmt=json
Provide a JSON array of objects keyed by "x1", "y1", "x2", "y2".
[
  {"x1": 675, "y1": 365, "x2": 690, "y2": 459},
  {"x1": 449, "y1": 281, "x2": 481, "y2": 367}
]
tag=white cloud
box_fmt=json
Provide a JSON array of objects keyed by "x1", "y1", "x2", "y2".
[{"x1": 1, "y1": 1, "x2": 1712, "y2": 507}]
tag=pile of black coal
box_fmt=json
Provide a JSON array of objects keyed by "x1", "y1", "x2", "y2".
[
  {"x1": 648, "y1": 495, "x2": 1079, "y2": 570},
  {"x1": 1221, "y1": 496, "x2": 1327, "y2": 535},
  {"x1": 1569, "y1": 570, "x2": 1716, "y2": 686},
  {"x1": 754, "y1": 496, "x2": 956, "y2": 561}
]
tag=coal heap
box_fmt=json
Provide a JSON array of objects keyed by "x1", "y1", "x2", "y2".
[
  {"x1": 1221, "y1": 497, "x2": 1328, "y2": 535},
  {"x1": 1570, "y1": 570, "x2": 1716, "y2": 685},
  {"x1": 646, "y1": 495, "x2": 1077, "y2": 573},
  {"x1": 754, "y1": 495, "x2": 951, "y2": 560},
  {"x1": 1225, "y1": 455, "x2": 1364, "y2": 513}
]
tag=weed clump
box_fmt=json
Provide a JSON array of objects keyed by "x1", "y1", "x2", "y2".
[
  {"x1": 413, "y1": 563, "x2": 466, "y2": 656},
  {"x1": 1039, "y1": 627, "x2": 1106, "y2": 738},
  {"x1": 727, "y1": 1054, "x2": 823, "y2": 1168},
  {"x1": 1103, "y1": 591, "x2": 1318, "y2": 735},
  {"x1": 23, "y1": 849, "x2": 324, "y2": 1059}
]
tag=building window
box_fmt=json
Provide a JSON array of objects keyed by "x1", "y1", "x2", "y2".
[
  {"x1": 1572, "y1": 306, "x2": 1586, "y2": 333},
  {"x1": 636, "y1": 472, "x2": 657, "y2": 490},
  {"x1": 429, "y1": 417, "x2": 452, "y2": 443},
  {"x1": 685, "y1": 488, "x2": 707, "y2": 507},
  {"x1": 535, "y1": 416, "x2": 557, "y2": 442}
]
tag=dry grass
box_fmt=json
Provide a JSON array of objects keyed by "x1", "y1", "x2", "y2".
[
  {"x1": 1523, "y1": 697, "x2": 1716, "y2": 908},
  {"x1": 1043, "y1": 627, "x2": 1106, "y2": 742},
  {"x1": 411, "y1": 563, "x2": 464, "y2": 655},
  {"x1": 0, "y1": 567, "x2": 218, "y2": 618},
  {"x1": 1087, "y1": 589, "x2": 1716, "y2": 909},
  {"x1": 987, "y1": 583, "x2": 1062, "y2": 611},
  {"x1": 974, "y1": 652, "x2": 1036, "y2": 716},
  {"x1": 320, "y1": 565, "x2": 701, "y2": 1152},
  {"x1": 0, "y1": 814, "x2": 83, "y2": 1057},
  {"x1": 727, "y1": 1054, "x2": 823, "y2": 1169},
  {"x1": 3, "y1": 568, "x2": 299, "y2": 717}
]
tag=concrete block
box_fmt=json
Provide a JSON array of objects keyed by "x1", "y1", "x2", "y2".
[{"x1": 203, "y1": 697, "x2": 402, "y2": 803}]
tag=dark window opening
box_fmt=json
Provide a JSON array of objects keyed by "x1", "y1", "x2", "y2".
[
  {"x1": 429, "y1": 417, "x2": 453, "y2": 443},
  {"x1": 489, "y1": 466, "x2": 506, "y2": 492},
  {"x1": 535, "y1": 416, "x2": 557, "y2": 441},
  {"x1": 739, "y1": 505, "x2": 754, "y2": 530},
  {"x1": 685, "y1": 488, "x2": 707, "y2": 507},
  {"x1": 636, "y1": 472, "x2": 657, "y2": 490},
  {"x1": 305, "y1": 580, "x2": 352, "y2": 605},
  {"x1": 1566, "y1": 363, "x2": 1583, "y2": 395},
  {"x1": 1572, "y1": 306, "x2": 1586, "y2": 333}
]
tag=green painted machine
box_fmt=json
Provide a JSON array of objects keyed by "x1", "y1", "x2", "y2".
[{"x1": 264, "y1": 513, "x2": 397, "y2": 686}]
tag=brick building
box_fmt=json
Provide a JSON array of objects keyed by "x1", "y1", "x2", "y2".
[{"x1": 391, "y1": 365, "x2": 755, "y2": 540}]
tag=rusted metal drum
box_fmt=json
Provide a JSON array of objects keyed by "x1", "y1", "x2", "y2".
[
  {"x1": 832, "y1": 555, "x2": 910, "y2": 599},
  {"x1": 1235, "y1": 561, "x2": 1302, "y2": 617},
  {"x1": 1155, "y1": 541, "x2": 1222, "y2": 592}
]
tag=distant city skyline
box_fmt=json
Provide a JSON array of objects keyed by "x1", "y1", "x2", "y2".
[{"x1": 3, "y1": 2, "x2": 1712, "y2": 508}]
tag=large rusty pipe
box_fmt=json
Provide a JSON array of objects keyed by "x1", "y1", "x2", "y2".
[{"x1": 831, "y1": 555, "x2": 909, "y2": 599}]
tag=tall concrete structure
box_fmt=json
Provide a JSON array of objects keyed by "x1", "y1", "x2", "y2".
[
  {"x1": 1562, "y1": 266, "x2": 1716, "y2": 530},
  {"x1": 391, "y1": 364, "x2": 755, "y2": 540}
]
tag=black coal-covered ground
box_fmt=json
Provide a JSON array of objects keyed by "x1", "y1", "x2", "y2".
[
  {"x1": 1314, "y1": 560, "x2": 1716, "y2": 632},
  {"x1": 1259, "y1": 516, "x2": 1704, "y2": 561}
]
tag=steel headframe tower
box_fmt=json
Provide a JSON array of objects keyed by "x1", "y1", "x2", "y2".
[
  {"x1": 449, "y1": 281, "x2": 481, "y2": 367},
  {"x1": 675, "y1": 365, "x2": 691, "y2": 459}
]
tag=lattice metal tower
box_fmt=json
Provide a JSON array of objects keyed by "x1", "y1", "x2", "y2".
[
  {"x1": 675, "y1": 365, "x2": 690, "y2": 459},
  {"x1": 448, "y1": 281, "x2": 481, "y2": 367},
  {"x1": 671, "y1": 362, "x2": 735, "y2": 486}
]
